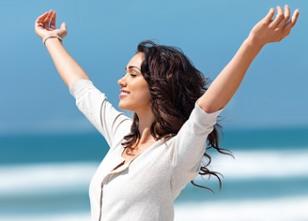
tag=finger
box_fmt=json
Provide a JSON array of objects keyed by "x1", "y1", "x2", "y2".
[
  {"x1": 290, "y1": 9, "x2": 300, "y2": 27},
  {"x1": 283, "y1": 9, "x2": 300, "y2": 34},
  {"x1": 60, "y1": 22, "x2": 67, "y2": 35},
  {"x1": 57, "y1": 22, "x2": 67, "y2": 37},
  {"x1": 60, "y1": 22, "x2": 66, "y2": 31},
  {"x1": 47, "y1": 10, "x2": 55, "y2": 29},
  {"x1": 50, "y1": 11, "x2": 56, "y2": 29},
  {"x1": 269, "y1": 6, "x2": 284, "y2": 29},
  {"x1": 263, "y1": 8, "x2": 275, "y2": 24},
  {"x1": 35, "y1": 11, "x2": 49, "y2": 27},
  {"x1": 35, "y1": 11, "x2": 49, "y2": 23},
  {"x1": 276, "y1": 5, "x2": 290, "y2": 30},
  {"x1": 42, "y1": 10, "x2": 50, "y2": 22},
  {"x1": 43, "y1": 10, "x2": 52, "y2": 24},
  {"x1": 284, "y1": 5, "x2": 290, "y2": 21},
  {"x1": 44, "y1": 11, "x2": 54, "y2": 30}
]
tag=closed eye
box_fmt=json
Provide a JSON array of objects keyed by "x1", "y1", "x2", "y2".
[
  {"x1": 122, "y1": 72, "x2": 137, "y2": 78},
  {"x1": 124, "y1": 66, "x2": 141, "y2": 76}
]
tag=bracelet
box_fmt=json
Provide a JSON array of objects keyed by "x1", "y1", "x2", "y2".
[{"x1": 42, "y1": 34, "x2": 63, "y2": 46}]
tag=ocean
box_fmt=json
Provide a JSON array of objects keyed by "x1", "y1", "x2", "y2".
[{"x1": 1, "y1": 127, "x2": 308, "y2": 221}]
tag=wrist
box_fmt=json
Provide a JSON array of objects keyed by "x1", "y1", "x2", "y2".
[
  {"x1": 42, "y1": 34, "x2": 63, "y2": 46},
  {"x1": 44, "y1": 37, "x2": 63, "y2": 48},
  {"x1": 245, "y1": 34, "x2": 266, "y2": 50}
]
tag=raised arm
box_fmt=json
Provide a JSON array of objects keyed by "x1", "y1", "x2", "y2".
[
  {"x1": 34, "y1": 10, "x2": 89, "y2": 89},
  {"x1": 34, "y1": 10, "x2": 132, "y2": 148},
  {"x1": 197, "y1": 5, "x2": 300, "y2": 113}
]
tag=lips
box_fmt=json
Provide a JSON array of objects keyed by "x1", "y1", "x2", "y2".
[
  {"x1": 119, "y1": 89, "x2": 130, "y2": 99},
  {"x1": 120, "y1": 89, "x2": 130, "y2": 94}
]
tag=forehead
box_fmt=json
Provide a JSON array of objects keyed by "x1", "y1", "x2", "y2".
[{"x1": 127, "y1": 52, "x2": 144, "y2": 68}]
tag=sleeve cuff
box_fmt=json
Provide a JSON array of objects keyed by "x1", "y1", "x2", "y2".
[{"x1": 193, "y1": 101, "x2": 224, "y2": 127}]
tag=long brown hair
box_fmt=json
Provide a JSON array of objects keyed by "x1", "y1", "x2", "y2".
[{"x1": 121, "y1": 40, "x2": 232, "y2": 191}]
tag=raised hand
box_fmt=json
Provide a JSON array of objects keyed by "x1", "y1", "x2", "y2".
[
  {"x1": 35, "y1": 10, "x2": 67, "y2": 41},
  {"x1": 197, "y1": 5, "x2": 300, "y2": 114},
  {"x1": 248, "y1": 5, "x2": 299, "y2": 47}
]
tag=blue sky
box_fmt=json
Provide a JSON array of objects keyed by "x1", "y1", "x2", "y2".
[{"x1": 1, "y1": 0, "x2": 307, "y2": 135}]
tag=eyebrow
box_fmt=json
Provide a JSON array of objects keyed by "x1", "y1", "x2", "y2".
[{"x1": 125, "y1": 65, "x2": 142, "y2": 72}]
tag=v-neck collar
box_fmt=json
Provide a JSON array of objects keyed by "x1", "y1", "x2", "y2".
[
  {"x1": 120, "y1": 138, "x2": 164, "y2": 161},
  {"x1": 108, "y1": 138, "x2": 164, "y2": 175}
]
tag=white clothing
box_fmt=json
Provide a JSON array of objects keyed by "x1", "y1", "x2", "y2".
[{"x1": 69, "y1": 79, "x2": 223, "y2": 221}]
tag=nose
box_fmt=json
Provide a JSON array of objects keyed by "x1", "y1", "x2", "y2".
[{"x1": 117, "y1": 74, "x2": 127, "y2": 87}]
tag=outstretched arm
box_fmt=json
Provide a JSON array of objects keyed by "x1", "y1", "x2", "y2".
[
  {"x1": 35, "y1": 10, "x2": 133, "y2": 147},
  {"x1": 197, "y1": 5, "x2": 300, "y2": 113},
  {"x1": 35, "y1": 10, "x2": 89, "y2": 89}
]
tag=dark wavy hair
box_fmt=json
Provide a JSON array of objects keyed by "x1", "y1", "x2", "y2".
[{"x1": 121, "y1": 40, "x2": 232, "y2": 191}]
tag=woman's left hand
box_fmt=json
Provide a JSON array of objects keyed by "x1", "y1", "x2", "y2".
[
  {"x1": 35, "y1": 10, "x2": 67, "y2": 41},
  {"x1": 248, "y1": 5, "x2": 299, "y2": 47}
]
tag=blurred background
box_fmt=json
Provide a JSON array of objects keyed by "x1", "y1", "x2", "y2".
[{"x1": 0, "y1": 0, "x2": 307, "y2": 220}]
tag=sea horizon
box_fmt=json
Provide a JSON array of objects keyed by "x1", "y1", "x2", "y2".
[{"x1": 1, "y1": 126, "x2": 308, "y2": 220}]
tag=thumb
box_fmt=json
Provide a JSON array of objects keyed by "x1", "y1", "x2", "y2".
[
  {"x1": 58, "y1": 22, "x2": 68, "y2": 37},
  {"x1": 60, "y1": 22, "x2": 67, "y2": 31}
]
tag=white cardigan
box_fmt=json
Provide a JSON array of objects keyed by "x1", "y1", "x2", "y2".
[{"x1": 69, "y1": 79, "x2": 223, "y2": 221}]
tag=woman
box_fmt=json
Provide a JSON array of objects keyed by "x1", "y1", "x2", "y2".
[{"x1": 35, "y1": 5, "x2": 299, "y2": 221}]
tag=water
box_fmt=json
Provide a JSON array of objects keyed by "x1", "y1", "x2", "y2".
[{"x1": 1, "y1": 127, "x2": 308, "y2": 221}]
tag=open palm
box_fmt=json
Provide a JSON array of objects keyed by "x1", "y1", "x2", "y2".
[{"x1": 249, "y1": 5, "x2": 299, "y2": 46}]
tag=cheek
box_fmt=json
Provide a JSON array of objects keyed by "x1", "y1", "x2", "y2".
[
  {"x1": 118, "y1": 89, "x2": 151, "y2": 111},
  {"x1": 135, "y1": 87, "x2": 151, "y2": 103}
]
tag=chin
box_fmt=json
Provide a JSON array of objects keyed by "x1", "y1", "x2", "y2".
[{"x1": 118, "y1": 101, "x2": 132, "y2": 111}]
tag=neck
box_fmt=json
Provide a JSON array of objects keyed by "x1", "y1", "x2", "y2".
[{"x1": 135, "y1": 107, "x2": 155, "y2": 145}]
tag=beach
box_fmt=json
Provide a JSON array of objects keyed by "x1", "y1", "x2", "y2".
[{"x1": 1, "y1": 127, "x2": 308, "y2": 221}]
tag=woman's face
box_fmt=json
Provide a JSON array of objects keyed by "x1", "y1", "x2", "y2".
[{"x1": 117, "y1": 52, "x2": 151, "y2": 112}]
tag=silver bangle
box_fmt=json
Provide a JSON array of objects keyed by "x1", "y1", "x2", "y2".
[{"x1": 42, "y1": 35, "x2": 63, "y2": 46}]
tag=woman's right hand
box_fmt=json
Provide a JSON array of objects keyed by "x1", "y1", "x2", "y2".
[{"x1": 35, "y1": 10, "x2": 67, "y2": 40}]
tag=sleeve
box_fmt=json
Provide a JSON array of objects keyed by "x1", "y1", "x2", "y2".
[
  {"x1": 170, "y1": 101, "x2": 224, "y2": 196},
  {"x1": 69, "y1": 79, "x2": 132, "y2": 148}
]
